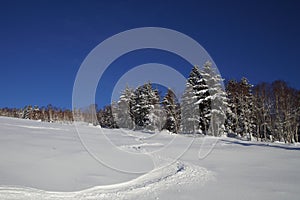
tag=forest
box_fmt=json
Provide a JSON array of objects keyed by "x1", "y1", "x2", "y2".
[{"x1": 1, "y1": 62, "x2": 299, "y2": 144}]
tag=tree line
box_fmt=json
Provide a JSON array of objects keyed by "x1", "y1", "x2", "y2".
[
  {"x1": 0, "y1": 104, "x2": 74, "y2": 123},
  {"x1": 228, "y1": 79, "x2": 300, "y2": 143},
  {"x1": 1, "y1": 61, "x2": 299, "y2": 143}
]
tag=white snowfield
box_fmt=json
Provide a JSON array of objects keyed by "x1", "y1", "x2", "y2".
[{"x1": 0, "y1": 117, "x2": 300, "y2": 199}]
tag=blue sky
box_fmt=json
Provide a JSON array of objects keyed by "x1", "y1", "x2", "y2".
[{"x1": 0, "y1": 0, "x2": 299, "y2": 109}]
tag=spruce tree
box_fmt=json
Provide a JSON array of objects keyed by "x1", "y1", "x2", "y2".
[
  {"x1": 225, "y1": 79, "x2": 239, "y2": 135},
  {"x1": 181, "y1": 82, "x2": 199, "y2": 133},
  {"x1": 131, "y1": 83, "x2": 163, "y2": 131},
  {"x1": 162, "y1": 89, "x2": 180, "y2": 133},
  {"x1": 238, "y1": 77, "x2": 255, "y2": 139},
  {"x1": 197, "y1": 61, "x2": 227, "y2": 136},
  {"x1": 116, "y1": 86, "x2": 135, "y2": 129},
  {"x1": 181, "y1": 65, "x2": 207, "y2": 134}
]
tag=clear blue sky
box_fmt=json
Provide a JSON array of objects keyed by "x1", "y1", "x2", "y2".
[{"x1": 0, "y1": 0, "x2": 299, "y2": 109}]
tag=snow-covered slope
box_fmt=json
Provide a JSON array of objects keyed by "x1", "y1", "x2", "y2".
[{"x1": 0, "y1": 117, "x2": 300, "y2": 199}]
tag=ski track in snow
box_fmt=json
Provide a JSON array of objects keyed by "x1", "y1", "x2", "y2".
[
  {"x1": 0, "y1": 161, "x2": 213, "y2": 200},
  {"x1": 0, "y1": 118, "x2": 214, "y2": 199},
  {"x1": 2, "y1": 117, "x2": 300, "y2": 199},
  {"x1": 119, "y1": 142, "x2": 164, "y2": 153}
]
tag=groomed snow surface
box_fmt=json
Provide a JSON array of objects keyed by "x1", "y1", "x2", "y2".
[{"x1": 0, "y1": 117, "x2": 300, "y2": 199}]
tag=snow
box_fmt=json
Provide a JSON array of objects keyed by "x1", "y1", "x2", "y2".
[{"x1": 1, "y1": 116, "x2": 300, "y2": 199}]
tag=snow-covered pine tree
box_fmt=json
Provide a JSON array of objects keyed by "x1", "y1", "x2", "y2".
[
  {"x1": 147, "y1": 88, "x2": 165, "y2": 131},
  {"x1": 181, "y1": 65, "x2": 208, "y2": 134},
  {"x1": 238, "y1": 77, "x2": 255, "y2": 139},
  {"x1": 132, "y1": 87, "x2": 142, "y2": 128},
  {"x1": 22, "y1": 105, "x2": 32, "y2": 119},
  {"x1": 116, "y1": 86, "x2": 135, "y2": 129},
  {"x1": 131, "y1": 83, "x2": 163, "y2": 131},
  {"x1": 99, "y1": 104, "x2": 118, "y2": 128},
  {"x1": 197, "y1": 61, "x2": 227, "y2": 136},
  {"x1": 162, "y1": 89, "x2": 180, "y2": 133},
  {"x1": 181, "y1": 81, "x2": 199, "y2": 134},
  {"x1": 193, "y1": 66, "x2": 210, "y2": 134},
  {"x1": 132, "y1": 83, "x2": 150, "y2": 129},
  {"x1": 225, "y1": 78, "x2": 255, "y2": 139},
  {"x1": 225, "y1": 79, "x2": 239, "y2": 135}
]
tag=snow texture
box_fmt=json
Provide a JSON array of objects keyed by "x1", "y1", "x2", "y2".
[{"x1": 0, "y1": 117, "x2": 300, "y2": 199}]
